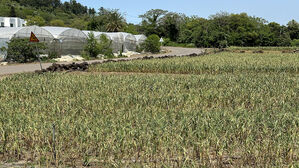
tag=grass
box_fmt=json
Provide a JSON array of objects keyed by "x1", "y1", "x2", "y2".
[
  {"x1": 89, "y1": 52, "x2": 299, "y2": 74},
  {"x1": 163, "y1": 42, "x2": 197, "y2": 48},
  {"x1": 0, "y1": 51, "x2": 299, "y2": 167},
  {"x1": 228, "y1": 46, "x2": 299, "y2": 51}
]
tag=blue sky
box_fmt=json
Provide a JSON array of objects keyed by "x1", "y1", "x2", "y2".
[{"x1": 62, "y1": 0, "x2": 299, "y2": 25}]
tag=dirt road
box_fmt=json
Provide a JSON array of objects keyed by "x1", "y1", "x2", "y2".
[{"x1": 0, "y1": 47, "x2": 205, "y2": 76}]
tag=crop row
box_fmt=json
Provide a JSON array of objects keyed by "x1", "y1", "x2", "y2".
[
  {"x1": 0, "y1": 72, "x2": 298, "y2": 167},
  {"x1": 89, "y1": 52, "x2": 299, "y2": 74},
  {"x1": 228, "y1": 46, "x2": 299, "y2": 51}
]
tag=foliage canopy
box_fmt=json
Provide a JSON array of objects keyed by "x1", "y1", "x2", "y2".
[{"x1": 5, "y1": 38, "x2": 46, "y2": 63}]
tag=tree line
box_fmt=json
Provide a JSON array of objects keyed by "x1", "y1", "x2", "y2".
[
  {"x1": 1, "y1": 0, "x2": 298, "y2": 47},
  {"x1": 138, "y1": 10, "x2": 299, "y2": 48},
  {"x1": 11, "y1": 0, "x2": 96, "y2": 15}
]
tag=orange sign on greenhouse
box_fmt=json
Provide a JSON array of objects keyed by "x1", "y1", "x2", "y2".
[{"x1": 29, "y1": 32, "x2": 39, "y2": 42}]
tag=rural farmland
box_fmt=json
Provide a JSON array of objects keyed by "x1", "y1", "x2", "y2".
[
  {"x1": 1, "y1": 0, "x2": 299, "y2": 167},
  {"x1": 0, "y1": 50, "x2": 298, "y2": 167}
]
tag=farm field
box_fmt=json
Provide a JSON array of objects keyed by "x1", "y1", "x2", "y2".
[
  {"x1": 89, "y1": 52, "x2": 299, "y2": 74},
  {"x1": 0, "y1": 51, "x2": 299, "y2": 167}
]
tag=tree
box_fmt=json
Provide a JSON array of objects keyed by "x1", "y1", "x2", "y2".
[
  {"x1": 71, "y1": 18, "x2": 88, "y2": 30},
  {"x1": 26, "y1": 15, "x2": 46, "y2": 26},
  {"x1": 267, "y1": 22, "x2": 292, "y2": 46},
  {"x1": 267, "y1": 22, "x2": 283, "y2": 46},
  {"x1": 105, "y1": 9, "x2": 126, "y2": 32},
  {"x1": 139, "y1": 9, "x2": 168, "y2": 36},
  {"x1": 287, "y1": 20, "x2": 299, "y2": 40},
  {"x1": 189, "y1": 19, "x2": 214, "y2": 47},
  {"x1": 277, "y1": 26, "x2": 292, "y2": 46},
  {"x1": 124, "y1": 24, "x2": 139, "y2": 35},
  {"x1": 142, "y1": 34, "x2": 161, "y2": 53},
  {"x1": 291, "y1": 39, "x2": 299, "y2": 46},
  {"x1": 256, "y1": 25, "x2": 274, "y2": 46},
  {"x1": 18, "y1": 0, "x2": 61, "y2": 9},
  {"x1": 87, "y1": 17, "x2": 104, "y2": 31},
  {"x1": 84, "y1": 33, "x2": 113, "y2": 58},
  {"x1": 69, "y1": 0, "x2": 87, "y2": 15},
  {"x1": 50, "y1": 19, "x2": 65, "y2": 27},
  {"x1": 88, "y1": 8, "x2": 96, "y2": 16},
  {"x1": 97, "y1": 34, "x2": 113, "y2": 57},
  {"x1": 84, "y1": 32, "x2": 100, "y2": 58},
  {"x1": 87, "y1": 7, "x2": 126, "y2": 32},
  {"x1": 209, "y1": 12, "x2": 230, "y2": 31},
  {"x1": 61, "y1": 0, "x2": 87, "y2": 15},
  {"x1": 6, "y1": 38, "x2": 46, "y2": 63},
  {"x1": 9, "y1": 6, "x2": 17, "y2": 17},
  {"x1": 178, "y1": 16, "x2": 205, "y2": 44},
  {"x1": 160, "y1": 12, "x2": 185, "y2": 41}
]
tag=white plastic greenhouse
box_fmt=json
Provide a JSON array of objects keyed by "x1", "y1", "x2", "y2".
[
  {"x1": 83, "y1": 31, "x2": 106, "y2": 38},
  {"x1": 122, "y1": 32, "x2": 137, "y2": 52},
  {"x1": 105, "y1": 32, "x2": 124, "y2": 52},
  {"x1": 135, "y1": 35, "x2": 147, "y2": 46},
  {"x1": 43, "y1": 26, "x2": 88, "y2": 55},
  {"x1": 83, "y1": 31, "x2": 112, "y2": 43},
  {"x1": 0, "y1": 26, "x2": 140, "y2": 61},
  {"x1": 105, "y1": 32, "x2": 137, "y2": 52},
  {"x1": 0, "y1": 26, "x2": 54, "y2": 61}
]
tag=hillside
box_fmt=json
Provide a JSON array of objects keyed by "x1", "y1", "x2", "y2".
[{"x1": 0, "y1": 0, "x2": 95, "y2": 30}]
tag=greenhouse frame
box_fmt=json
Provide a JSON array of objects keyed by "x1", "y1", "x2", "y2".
[
  {"x1": 122, "y1": 32, "x2": 137, "y2": 52},
  {"x1": 105, "y1": 32, "x2": 137, "y2": 52},
  {"x1": 83, "y1": 31, "x2": 109, "y2": 39},
  {"x1": 83, "y1": 31, "x2": 113, "y2": 44},
  {"x1": 0, "y1": 26, "x2": 54, "y2": 61},
  {"x1": 43, "y1": 26, "x2": 88, "y2": 55},
  {"x1": 0, "y1": 26, "x2": 144, "y2": 61},
  {"x1": 134, "y1": 34, "x2": 147, "y2": 46}
]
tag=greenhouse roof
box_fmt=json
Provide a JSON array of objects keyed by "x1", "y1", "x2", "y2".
[
  {"x1": 43, "y1": 26, "x2": 87, "y2": 39},
  {"x1": 82, "y1": 31, "x2": 107, "y2": 38},
  {"x1": 0, "y1": 27, "x2": 23, "y2": 39},
  {"x1": 135, "y1": 35, "x2": 147, "y2": 41},
  {"x1": 0, "y1": 26, "x2": 54, "y2": 40}
]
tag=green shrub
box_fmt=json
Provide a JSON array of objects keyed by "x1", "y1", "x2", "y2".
[
  {"x1": 84, "y1": 33, "x2": 113, "y2": 58},
  {"x1": 291, "y1": 39, "x2": 299, "y2": 46},
  {"x1": 47, "y1": 51, "x2": 60, "y2": 60},
  {"x1": 80, "y1": 50, "x2": 91, "y2": 60},
  {"x1": 136, "y1": 45, "x2": 144, "y2": 53},
  {"x1": 162, "y1": 38, "x2": 171, "y2": 46},
  {"x1": 186, "y1": 43, "x2": 196, "y2": 48},
  {"x1": 49, "y1": 19, "x2": 65, "y2": 27},
  {"x1": 143, "y1": 34, "x2": 161, "y2": 53},
  {"x1": 98, "y1": 34, "x2": 113, "y2": 58},
  {"x1": 6, "y1": 38, "x2": 46, "y2": 63},
  {"x1": 0, "y1": 46, "x2": 6, "y2": 61},
  {"x1": 84, "y1": 33, "x2": 100, "y2": 58},
  {"x1": 161, "y1": 38, "x2": 196, "y2": 48}
]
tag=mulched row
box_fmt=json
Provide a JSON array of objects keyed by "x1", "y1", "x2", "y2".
[
  {"x1": 35, "y1": 62, "x2": 88, "y2": 73},
  {"x1": 35, "y1": 51, "x2": 212, "y2": 73}
]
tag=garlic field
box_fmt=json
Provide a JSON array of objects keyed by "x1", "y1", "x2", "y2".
[{"x1": 0, "y1": 51, "x2": 298, "y2": 167}]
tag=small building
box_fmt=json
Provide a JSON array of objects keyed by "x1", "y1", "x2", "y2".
[{"x1": 0, "y1": 17, "x2": 26, "y2": 28}]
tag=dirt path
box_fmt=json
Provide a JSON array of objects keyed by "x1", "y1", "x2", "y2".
[{"x1": 0, "y1": 47, "x2": 205, "y2": 76}]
